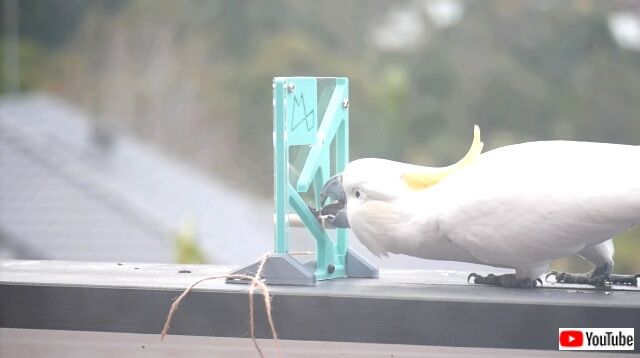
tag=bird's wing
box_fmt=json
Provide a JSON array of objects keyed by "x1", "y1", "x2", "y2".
[{"x1": 435, "y1": 141, "x2": 640, "y2": 268}]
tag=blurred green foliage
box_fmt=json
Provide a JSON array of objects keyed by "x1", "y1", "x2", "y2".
[
  {"x1": 2, "y1": 0, "x2": 640, "y2": 271},
  {"x1": 175, "y1": 221, "x2": 206, "y2": 264},
  {"x1": 0, "y1": 38, "x2": 45, "y2": 91}
]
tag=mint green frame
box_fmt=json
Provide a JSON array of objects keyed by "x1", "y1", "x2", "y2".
[{"x1": 273, "y1": 77, "x2": 349, "y2": 281}]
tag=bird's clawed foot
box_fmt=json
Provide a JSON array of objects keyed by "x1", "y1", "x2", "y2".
[
  {"x1": 467, "y1": 273, "x2": 542, "y2": 288},
  {"x1": 546, "y1": 271, "x2": 640, "y2": 288},
  {"x1": 608, "y1": 273, "x2": 640, "y2": 286}
]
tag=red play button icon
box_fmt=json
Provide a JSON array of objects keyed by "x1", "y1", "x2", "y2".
[{"x1": 559, "y1": 330, "x2": 584, "y2": 347}]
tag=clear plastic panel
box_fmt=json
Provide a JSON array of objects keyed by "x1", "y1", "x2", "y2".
[{"x1": 286, "y1": 78, "x2": 338, "y2": 253}]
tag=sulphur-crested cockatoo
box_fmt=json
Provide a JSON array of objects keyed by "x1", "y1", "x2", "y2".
[{"x1": 320, "y1": 126, "x2": 640, "y2": 288}]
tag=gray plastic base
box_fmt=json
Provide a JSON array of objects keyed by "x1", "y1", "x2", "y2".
[
  {"x1": 346, "y1": 248, "x2": 379, "y2": 279},
  {"x1": 226, "y1": 254, "x2": 316, "y2": 286},
  {"x1": 227, "y1": 249, "x2": 378, "y2": 286}
]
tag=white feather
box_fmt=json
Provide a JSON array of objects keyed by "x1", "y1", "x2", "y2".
[{"x1": 344, "y1": 141, "x2": 640, "y2": 278}]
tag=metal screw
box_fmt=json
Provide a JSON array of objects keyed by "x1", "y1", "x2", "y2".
[
  {"x1": 287, "y1": 82, "x2": 295, "y2": 93},
  {"x1": 327, "y1": 264, "x2": 335, "y2": 274},
  {"x1": 342, "y1": 98, "x2": 349, "y2": 108}
]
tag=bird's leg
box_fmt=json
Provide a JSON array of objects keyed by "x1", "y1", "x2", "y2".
[
  {"x1": 546, "y1": 263, "x2": 640, "y2": 288},
  {"x1": 467, "y1": 273, "x2": 542, "y2": 288}
]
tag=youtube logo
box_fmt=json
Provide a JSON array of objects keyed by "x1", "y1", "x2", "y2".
[
  {"x1": 559, "y1": 330, "x2": 583, "y2": 347},
  {"x1": 559, "y1": 328, "x2": 634, "y2": 351}
]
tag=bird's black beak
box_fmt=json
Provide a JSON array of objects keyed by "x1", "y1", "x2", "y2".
[
  {"x1": 320, "y1": 174, "x2": 350, "y2": 228},
  {"x1": 320, "y1": 174, "x2": 345, "y2": 205}
]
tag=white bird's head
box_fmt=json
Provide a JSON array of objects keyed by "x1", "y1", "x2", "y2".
[{"x1": 320, "y1": 126, "x2": 484, "y2": 231}]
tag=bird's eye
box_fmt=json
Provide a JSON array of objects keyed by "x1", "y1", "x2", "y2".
[{"x1": 355, "y1": 190, "x2": 361, "y2": 198}]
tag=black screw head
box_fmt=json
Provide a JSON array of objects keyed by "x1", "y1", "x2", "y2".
[{"x1": 327, "y1": 264, "x2": 335, "y2": 274}]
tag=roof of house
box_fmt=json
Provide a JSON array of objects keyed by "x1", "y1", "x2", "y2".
[{"x1": 0, "y1": 93, "x2": 272, "y2": 264}]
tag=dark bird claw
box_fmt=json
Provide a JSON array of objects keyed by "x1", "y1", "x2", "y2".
[
  {"x1": 467, "y1": 273, "x2": 478, "y2": 284},
  {"x1": 545, "y1": 271, "x2": 560, "y2": 282}
]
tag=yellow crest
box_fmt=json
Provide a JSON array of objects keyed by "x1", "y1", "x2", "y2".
[{"x1": 401, "y1": 125, "x2": 484, "y2": 190}]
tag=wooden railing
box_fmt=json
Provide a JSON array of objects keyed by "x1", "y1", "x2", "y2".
[{"x1": 1, "y1": 260, "x2": 639, "y2": 354}]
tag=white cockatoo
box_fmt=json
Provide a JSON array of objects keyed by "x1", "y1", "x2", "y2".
[{"x1": 320, "y1": 126, "x2": 640, "y2": 288}]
